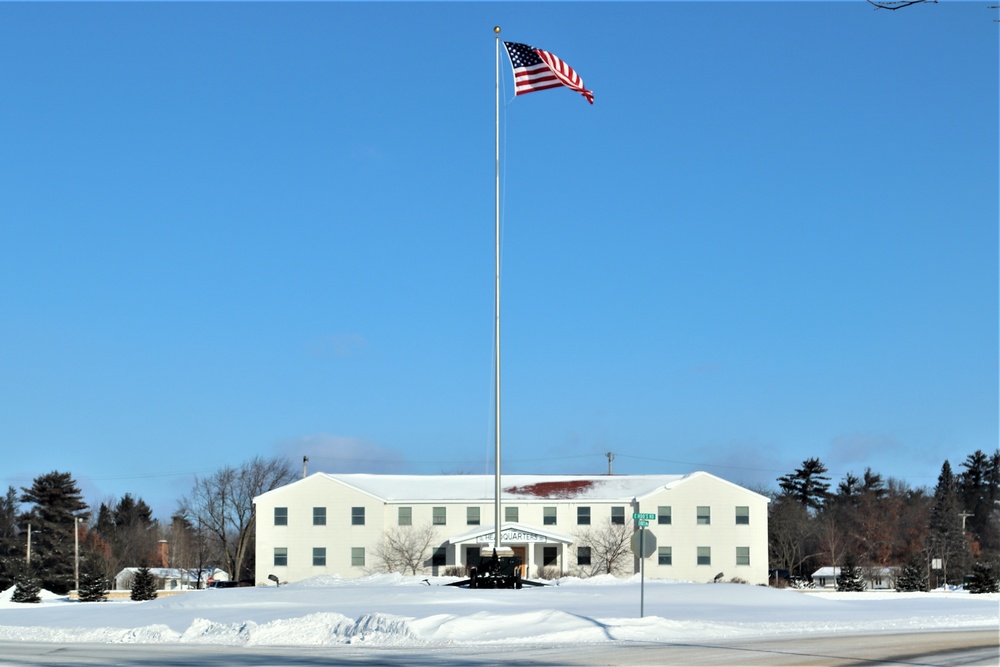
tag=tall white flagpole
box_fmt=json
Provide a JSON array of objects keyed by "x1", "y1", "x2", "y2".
[{"x1": 493, "y1": 26, "x2": 502, "y2": 551}]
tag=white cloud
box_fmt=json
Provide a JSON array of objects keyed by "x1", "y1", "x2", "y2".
[
  {"x1": 826, "y1": 432, "x2": 903, "y2": 469},
  {"x1": 306, "y1": 333, "x2": 368, "y2": 359}
]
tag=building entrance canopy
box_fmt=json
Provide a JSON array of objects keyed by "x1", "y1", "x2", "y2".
[
  {"x1": 477, "y1": 528, "x2": 547, "y2": 544},
  {"x1": 447, "y1": 522, "x2": 574, "y2": 547}
]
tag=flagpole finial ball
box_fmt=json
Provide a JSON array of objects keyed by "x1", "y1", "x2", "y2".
[{"x1": 494, "y1": 26, "x2": 501, "y2": 34}]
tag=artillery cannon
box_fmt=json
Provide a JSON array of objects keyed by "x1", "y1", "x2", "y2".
[{"x1": 448, "y1": 547, "x2": 544, "y2": 589}]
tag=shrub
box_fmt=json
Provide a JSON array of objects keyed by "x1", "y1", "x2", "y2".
[
  {"x1": 11, "y1": 567, "x2": 42, "y2": 604},
  {"x1": 895, "y1": 554, "x2": 928, "y2": 592},
  {"x1": 967, "y1": 560, "x2": 999, "y2": 594},
  {"x1": 78, "y1": 565, "x2": 108, "y2": 602},
  {"x1": 836, "y1": 556, "x2": 866, "y2": 592},
  {"x1": 130, "y1": 566, "x2": 158, "y2": 601}
]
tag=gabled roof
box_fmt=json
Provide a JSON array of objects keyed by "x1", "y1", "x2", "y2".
[
  {"x1": 255, "y1": 471, "x2": 766, "y2": 504},
  {"x1": 649, "y1": 470, "x2": 772, "y2": 502}
]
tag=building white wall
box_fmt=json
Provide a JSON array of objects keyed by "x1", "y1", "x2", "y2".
[
  {"x1": 254, "y1": 473, "x2": 769, "y2": 586},
  {"x1": 635, "y1": 476, "x2": 769, "y2": 584}
]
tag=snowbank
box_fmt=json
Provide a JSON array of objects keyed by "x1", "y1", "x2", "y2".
[{"x1": 0, "y1": 576, "x2": 995, "y2": 647}]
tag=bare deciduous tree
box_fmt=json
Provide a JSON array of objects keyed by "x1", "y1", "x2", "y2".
[
  {"x1": 574, "y1": 522, "x2": 634, "y2": 577},
  {"x1": 815, "y1": 511, "x2": 848, "y2": 573},
  {"x1": 372, "y1": 524, "x2": 438, "y2": 575},
  {"x1": 178, "y1": 456, "x2": 296, "y2": 582},
  {"x1": 165, "y1": 512, "x2": 210, "y2": 588},
  {"x1": 768, "y1": 497, "x2": 818, "y2": 579}
]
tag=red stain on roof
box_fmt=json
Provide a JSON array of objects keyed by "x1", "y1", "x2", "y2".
[{"x1": 504, "y1": 480, "x2": 595, "y2": 498}]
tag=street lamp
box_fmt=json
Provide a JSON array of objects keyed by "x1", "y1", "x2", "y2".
[{"x1": 74, "y1": 517, "x2": 81, "y2": 592}]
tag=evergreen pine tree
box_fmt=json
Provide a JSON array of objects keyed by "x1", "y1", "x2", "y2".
[
  {"x1": 77, "y1": 561, "x2": 108, "y2": 602},
  {"x1": 777, "y1": 458, "x2": 832, "y2": 512},
  {"x1": 19, "y1": 471, "x2": 89, "y2": 594},
  {"x1": 895, "y1": 553, "x2": 928, "y2": 592},
  {"x1": 11, "y1": 565, "x2": 42, "y2": 603},
  {"x1": 928, "y1": 461, "x2": 969, "y2": 586},
  {"x1": 130, "y1": 566, "x2": 158, "y2": 601},
  {"x1": 0, "y1": 487, "x2": 21, "y2": 591},
  {"x1": 958, "y1": 450, "x2": 1000, "y2": 560},
  {"x1": 966, "y1": 560, "x2": 999, "y2": 594},
  {"x1": 836, "y1": 554, "x2": 866, "y2": 592}
]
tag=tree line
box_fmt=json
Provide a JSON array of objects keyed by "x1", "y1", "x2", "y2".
[
  {"x1": 2, "y1": 450, "x2": 997, "y2": 595},
  {"x1": 768, "y1": 449, "x2": 1000, "y2": 588},
  {"x1": 0, "y1": 456, "x2": 295, "y2": 595}
]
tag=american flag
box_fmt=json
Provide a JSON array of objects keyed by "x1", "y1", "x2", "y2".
[{"x1": 503, "y1": 41, "x2": 594, "y2": 105}]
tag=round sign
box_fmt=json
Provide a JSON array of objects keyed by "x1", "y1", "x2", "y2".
[{"x1": 630, "y1": 528, "x2": 656, "y2": 558}]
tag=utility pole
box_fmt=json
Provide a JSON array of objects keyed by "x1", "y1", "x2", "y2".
[
  {"x1": 26, "y1": 522, "x2": 31, "y2": 563},
  {"x1": 302, "y1": 456, "x2": 309, "y2": 479},
  {"x1": 606, "y1": 452, "x2": 615, "y2": 475}
]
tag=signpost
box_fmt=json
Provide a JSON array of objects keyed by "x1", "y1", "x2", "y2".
[{"x1": 631, "y1": 513, "x2": 657, "y2": 617}]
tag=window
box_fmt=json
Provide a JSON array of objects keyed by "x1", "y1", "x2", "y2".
[
  {"x1": 577, "y1": 506, "x2": 591, "y2": 525},
  {"x1": 351, "y1": 547, "x2": 365, "y2": 567},
  {"x1": 274, "y1": 547, "x2": 287, "y2": 567},
  {"x1": 313, "y1": 507, "x2": 326, "y2": 526},
  {"x1": 543, "y1": 507, "x2": 557, "y2": 525},
  {"x1": 398, "y1": 507, "x2": 412, "y2": 526},
  {"x1": 658, "y1": 506, "x2": 671, "y2": 525},
  {"x1": 611, "y1": 506, "x2": 625, "y2": 525},
  {"x1": 432, "y1": 547, "x2": 447, "y2": 567},
  {"x1": 274, "y1": 507, "x2": 288, "y2": 526},
  {"x1": 543, "y1": 546, "x2": 558, "y2": 567},
  {"x1": 467, "y1": 507, "x2": 480, "y2": 525},
  {"x1": 313, "y1": 547, "x2": 326, "y2": 567},
  {"x1": 505, "y1": 506, "x2": 519, "y2": 522},
  {"x1": 736, "y1": 506, "x2": 749, "y2": 525},
  {"x1": 697, "y1": 546, "x2": 711, "y2": 566},
  {"x1": 697, "y1": 506, "x2": 711, "y2": 525},
  {"x1": 352, "y1": 507, "x2": 365, "y2": 526},
  {"x1": 433, "y1": 507, "x2": 447, "y2": 525},
  {"x1": 736, "y1": 546, "x2": 750, "y2": 566},
  {"x1": 577, "y1": 547, "x2": 592, "y2": 566},
  {"x1": 658, "y1": 546, "x2": 672, "y2": 566}
]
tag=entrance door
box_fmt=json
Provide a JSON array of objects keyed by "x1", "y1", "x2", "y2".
[
  {"x1": 464, "y1": 547, "x2": 474, "y2": 572},
  {"x1": 511, "y1": 546, "x2": 527, "y2": 578}
]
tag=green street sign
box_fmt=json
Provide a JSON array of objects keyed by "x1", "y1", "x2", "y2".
[
  {"x1": 637, "y1": 519, "x2": 649, "y2": 527},
  {"x1": 633, "y1": 512, "x2": 656, "y2": 521}
]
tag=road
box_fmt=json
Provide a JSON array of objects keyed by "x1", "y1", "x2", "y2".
[{"x1": 0, "y1": 630, "x2": 996, "y2": 666}]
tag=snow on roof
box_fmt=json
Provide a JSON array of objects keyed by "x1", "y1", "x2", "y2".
[
  {"x1": 812, "y1": 566, "x2": 896, "y2": 577},
  {"x1": 259, "y1": 472, "x2": 701, "y2": 503},
  {"x1": 115, "y1": 568, "x2": 227, "y2": 580}
]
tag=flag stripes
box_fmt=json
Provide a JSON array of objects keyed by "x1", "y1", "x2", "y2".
[{"x1": 503, "y1": 41, "x2": 593, "y2": 105}]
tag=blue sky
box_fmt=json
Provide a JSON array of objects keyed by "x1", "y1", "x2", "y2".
[{"x1": 1, "y1": 1, "x2": 996, "y2": 520}]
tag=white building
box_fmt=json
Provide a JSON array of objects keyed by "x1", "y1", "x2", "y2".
[
  {"x1": 254, "y1": 472, "x2": 770, "y2": 586},
  {"x1": 113, "y1": 567, "x2": 228, "y2": 591},
  {"x1": 811, "y1": 566, "x2": 897, "y2": 590}
]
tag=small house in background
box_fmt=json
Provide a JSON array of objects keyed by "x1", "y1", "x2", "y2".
[
  {"x1": 114, "y1": 567, "x2": 229, "y2": 592},
  {"x1": 811, "y1": 566, "x2": 897, "y2": 590}
]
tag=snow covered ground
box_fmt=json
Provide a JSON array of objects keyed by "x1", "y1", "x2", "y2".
[{"x1": 0, "y1": 574, "x2": 996, "y2": 647}]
